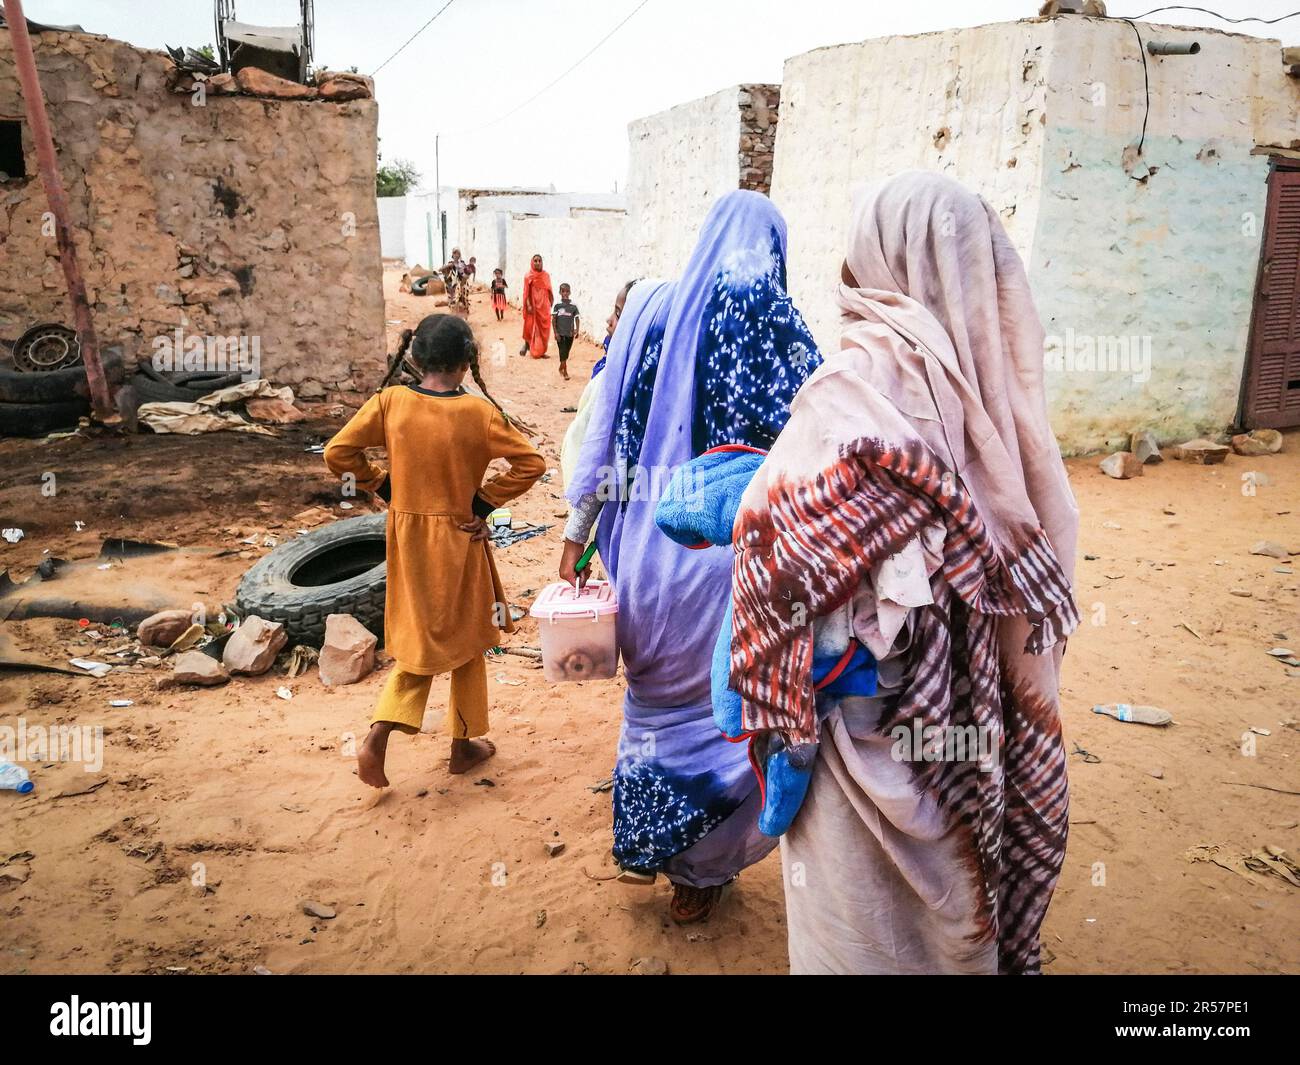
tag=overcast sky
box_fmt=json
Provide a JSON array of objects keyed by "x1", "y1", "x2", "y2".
[{"x1": 19, "y1": 0, "x2": 1300, "y2": 194}]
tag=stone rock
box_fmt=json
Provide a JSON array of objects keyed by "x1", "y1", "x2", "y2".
[
  {"x1": 318, "y1": 614, "x2": 377, "y2": 686},
  {"x1": 1129, "y1": 430, "x2": 1162, "y2": 464},
  {"x1": 246, "y1": 397, "x2": 306, "y2": 424},
  {"x1": 296, "y1": 379, "x2": 327, "y2": 400},
  {"x1": 206, "y1": 72, "x2": 238, "y2": 95},
  {"x1": 222, "y1": 614, "x2": 287, "y2": 675},
  {"x1": 234, "y1": 66, "x2": 318, "y2": 100},
  {"x1": 1099, "y1": 451, "x2": 1142, "y2": 479},
  {"x1": 630, "y1": 956, "x2": 669, "y2": 976},
  {"x1": 172, "y1": 650, "x2": 230, "y2": 687},
  {"x1": 316, "y1": 71, "x2": 373, "y2": 101},
  {"x1": 543, "y1": 841, "x2": 566, "y2": 858},
  {"x1": 1172, "y1": 438, "x2": 1229, "y2": 464},
  {"x1": 137, "y1": 608, "x2": 194, "y2": 648},
  {"x1": 1231, "y1": 433, "x2": 1270, "y2": 456},
  {"x1": 300, "y1": 899, "x2": 336, "y2": 920},
  {"x1": 1249, "y1": 540, "x2": 1290, "y2": 560}
]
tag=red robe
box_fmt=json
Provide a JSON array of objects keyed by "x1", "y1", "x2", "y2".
[{"x1": 521, "y1": 266, "x2": 553, "y2": 358}]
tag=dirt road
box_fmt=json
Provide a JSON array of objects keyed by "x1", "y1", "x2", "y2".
[{"x1": 0, "y1": 269, "x2": 1296, "y2": 974}]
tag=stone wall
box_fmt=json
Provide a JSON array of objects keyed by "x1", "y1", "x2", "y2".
[
  {"x1": 738, "y1": 83, "x2": 780, "y2": 194},
  {"x1": 771, "y1": 16, "x2": 1300, "y2": 452},
  {"x1": 0, "y1": 30, "x2": 385, "y2": 403}
]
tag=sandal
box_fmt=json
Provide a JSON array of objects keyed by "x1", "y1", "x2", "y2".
[
  {"x1": 616, "y1": 867, "x2": 657, "y2": 886},
  {"x1": 669, "y1": 883, "x2": 725, "y2": 925}
]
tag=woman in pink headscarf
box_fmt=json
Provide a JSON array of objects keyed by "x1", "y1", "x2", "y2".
[
  {"x1": 729, "y1": 171, "x2": 1080, "y2": 974},
  {"x1": 519, "y1": 253, "x2": 553, "y2": 359}
]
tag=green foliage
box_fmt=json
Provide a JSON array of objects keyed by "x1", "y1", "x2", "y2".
[{"x1": 376, "y1": 158, "x2": 421, "y2": 198}]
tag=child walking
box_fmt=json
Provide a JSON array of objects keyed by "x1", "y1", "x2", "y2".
[
  {"x1": 551, "y1": 283, "x2": 580, "y2": 381},
  {"x1": 324, "y1": 314, "x2": 545, "y2": 785},
  {"x1": 490, "y1": 268, "x2": 508, "y2": 322}
]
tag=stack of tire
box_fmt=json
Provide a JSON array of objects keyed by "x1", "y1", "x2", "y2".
[
  {"x1": 0, "y1": 326, "x2": 125, "y2": 438},
  {"x1": 126, "y1": 362, "x2": 245, "y2": 405}
]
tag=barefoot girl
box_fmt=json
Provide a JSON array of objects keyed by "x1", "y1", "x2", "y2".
[
  {"x1": 325, "y1": 314, "x2": 545, "y2": 785},
  {"x1": 490, "y1": 268, "x2": 508, "y2": 322}
]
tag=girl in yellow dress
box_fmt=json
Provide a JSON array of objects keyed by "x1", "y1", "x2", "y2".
[{"x1": 325, "y1": 314, "x2": 545, "y2": 785}]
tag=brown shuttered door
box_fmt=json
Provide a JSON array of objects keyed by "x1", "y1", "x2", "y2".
[{"x1": 1244, "y1": 164, "x2": 1300, "y2": 428}]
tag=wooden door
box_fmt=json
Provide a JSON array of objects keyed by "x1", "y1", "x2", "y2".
[{"x1": 1243, "y1": 163, "x2": 1300, "y2": 429}]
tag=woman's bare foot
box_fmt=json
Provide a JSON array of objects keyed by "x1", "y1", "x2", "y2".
[
  {"x1": 449, "y1": 737, "x2": 496, "y2": 774},
  {"x1": 357, "y1": 723, "x2": 394, "y2": 788}
]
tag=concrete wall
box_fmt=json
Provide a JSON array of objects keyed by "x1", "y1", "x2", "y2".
[
  {"x1": 400, "y1": 187, "x2": 459, "y2": 269},
  {"x1": 771, "y1": 15, "x2": 1300, "y2": 452},
  {"x1": 0, "y1": 30, "x2": 386, "y2": 402},
  {"x1": 377, "y1": 195, "x2": 406, "y2": 259},
  {"x1": 505, "y1": 210, "x2": 630, "y2": 341},
  {"x1": 771, "y1": 21, "x2": 1053, "y2": 358},
  {"x1": 1031, "y1": 17, "x2": 1299, "y2": 449},
  {"x1": 625, "y1": 86, "x2": 748, "y2": 279}
]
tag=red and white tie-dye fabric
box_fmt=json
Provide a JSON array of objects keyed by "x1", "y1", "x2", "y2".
[{"x1": 730, "y1": 172, "x2": 1080, "y2": 973}]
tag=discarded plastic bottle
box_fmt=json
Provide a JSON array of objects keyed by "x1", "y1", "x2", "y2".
[
  {"x1": 0, "y1": 761, "x2": 34, "y2": 794},
  {"x1": 1091, "y1": 703, "x2": 1172, "y2": 727}
]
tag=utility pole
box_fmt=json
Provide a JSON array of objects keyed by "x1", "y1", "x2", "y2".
[
  {"x1": 434, "y1": 134, "x2": 442, "y2": 266},
  {"x1": 6, "y1": 0, "x2": 113, "y2": 420}
]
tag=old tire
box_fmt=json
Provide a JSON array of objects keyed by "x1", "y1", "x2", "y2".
[
  {"x1": 131, "y1": 368, "x2": 246, "y2": 404},
  {"x1": 235, "y1": 513, "x2": 387, "y2": 647},
  {"x1": 0, "y1": 398, "x2": 89, "y2": 437}
]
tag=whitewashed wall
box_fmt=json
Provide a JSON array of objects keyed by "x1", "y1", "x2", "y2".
[
  {"x1": 376, "y1": 195, "x2": 407, "y2": 259},
  {"x1": 505, "y1": 211, "x2": 631, "y2": 343},
  {"x1": 771, "y1": 21, "x2": 1053, "y2": 361},
  {"x1": 772, "y1": 16, "x2": 1299, "y2": 452},
  {"x1": 1031, "y1": 18, "x2": 1298, "y2": 449},
  {"x1": 398, "y1": 187, "x2": 460, "y2": 269},
  {"x1": 625, "y1": 86, "x2": 747, "y2": 278}
]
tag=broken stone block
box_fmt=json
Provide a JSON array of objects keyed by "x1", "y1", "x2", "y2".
[
  {"x1": 207, "y1": 72, "x2": 237, "y2": 95},
  {"x1": 1249, "y1": 540, "x2": 1290, "y2": 560},
  {"x1": 1172, "y1": 438, "x2": 1229, "y2": 465},
  {"x1": 1099, "y1": 451, "x2": 1142, "y2": 479},
  {"x1": 297, "y1": 379, "x2": 326, "y2": 400},
  {"x1": 316, "y1": 71, "x2": 374, "y2": 101},
  {"x1": 1232, "y1": 429, "x2": 1284, "y2": 456},
  {"x1": 629, "y1": 956, "x2": 669, "y2": 976},
  {"x1": 1231, "y1": 433, "x2": 1270, "y2": 457},
  {"x1": 1129, "y1": 430, "x2": 1162, "y2": 464},
  {"x1": 246, "y1": 397, "x2": 306, "y2": 424},
  {"x1": 222, "y1": 615, "x2": 287, "y2": 676},
  {"x1": 234, "y1": 66, "x2": 318, "y2": 100},
  {"x1": 137, "y1": 608, "x2": 195, "y2": 648},
  {"x1": 300, "y1": 900, "x2": 336, "y2": 920},
  {"x1": 171, "y1": 650, "x2": 230, "y2": 687},
  {"x1": 544, "y1": 841, "x2": 566, "y2": 858},
  {"x1": 318, "y1": 614, "x2": 377, "y2": 686}
]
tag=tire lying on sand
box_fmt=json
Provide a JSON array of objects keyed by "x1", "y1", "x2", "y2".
[
  {"x1": 0, "y1": 398, "x2": 89, "y2": 437},
  {"x1": 235, "y1": 514, "x2": 387, "y2": 648}
]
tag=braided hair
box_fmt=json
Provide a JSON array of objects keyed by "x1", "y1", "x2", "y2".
[{"x1": 409, "y1": 314, "x2": 515, "y2": 427}]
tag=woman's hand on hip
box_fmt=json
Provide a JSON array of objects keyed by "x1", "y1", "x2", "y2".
[
  {"x1": 559, "y1": 537, "x2": 589, "y2": 589},
  {"x1": 459, "y1": 516, "x2": 490, "y2": 542}
]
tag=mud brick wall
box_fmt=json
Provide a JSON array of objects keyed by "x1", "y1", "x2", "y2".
[
  {"x1": 0, "y1": 31, "x2": 386, "y2": 403},
  {"x1": 737, "y1": 83, "x2": 779, "y2": 194}
]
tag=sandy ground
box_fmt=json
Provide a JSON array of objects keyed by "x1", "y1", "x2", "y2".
[{"x1": 0, "y1": 269, "x2": 1297, "y2": 975}]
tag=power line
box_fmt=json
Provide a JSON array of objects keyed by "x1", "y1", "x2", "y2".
[
  {"x1": 371, "y1": 0, "x2": 458, "y2": 76},
  {"x1": 451, "y1": 0, "x2": 653, "y2": 136},
  {"x1": 1128, "y1": 6, "x2": 1300, "y2": 24}
]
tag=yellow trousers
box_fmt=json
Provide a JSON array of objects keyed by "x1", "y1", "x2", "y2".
[{"x1": 372, "y1": 656, "x2": 489, "y2": 739}]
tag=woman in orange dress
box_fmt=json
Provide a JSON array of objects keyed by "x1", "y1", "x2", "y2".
[{"x1": 519, "y1": 253, "x2": 553, "y2": 358}]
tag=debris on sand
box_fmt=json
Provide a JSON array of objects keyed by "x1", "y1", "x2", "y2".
[
  {"x1": 137, "y1": 609, "x2": 195, "y2": 648},
  {"x1": 1172, "y1": 438, "x2": 1229, "y2": 465},
  {"x1": 222, "y1": 615, "x2": 287, "y2": 676},
  {"x1": 1129, "y1": 429, "x2": 1163, "y2": 464},
  {"x1": 1099, "y1": 451, "x2": 1142, "y2": 479},
  {"x1": 318, "y1": 614, "x2": 377, "y2": 686},
  {"x1": 1230, "y1": 429, "x2": 1284, "y2": 456},
  {"x1": 1092, "y1": 703, "x2": 1173, "y2": 726},
  {"x1": 300, "y1": 900, "x2": 336, "y2": 920},
  {"x1": 1249, "y1": 540, "x2": 1290, "y2": 560},
  {"x1": 166, "y1": 650, "x2": 230, "y2": 687},
  {"x1": 630, "y1": 956, "x2": 669, "y2": 975}
]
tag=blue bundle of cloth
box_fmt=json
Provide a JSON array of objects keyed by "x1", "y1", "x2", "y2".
[{"x1": 656, "y1": 448, "x2": 876, "y2": 836}]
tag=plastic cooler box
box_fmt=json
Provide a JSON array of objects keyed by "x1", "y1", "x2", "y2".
[{"x1": 529, "y1": 580, "x2": 619, "y2": 682}]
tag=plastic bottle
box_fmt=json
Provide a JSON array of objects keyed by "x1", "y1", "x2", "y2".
[
  {"x1": 0, "y1": 761, "x2": 34, "y2": 794},
  {"x1": 1091, "y1": 703, "x2": 1172, "y2": 727}
]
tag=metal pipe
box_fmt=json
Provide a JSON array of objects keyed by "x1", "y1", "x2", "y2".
[
  {"x1": 4, "y1": 0, "x2": 113, "y2": 420},
  {"x1": 1147, "y1": 40, "x2": 1201, "y2": 55}
]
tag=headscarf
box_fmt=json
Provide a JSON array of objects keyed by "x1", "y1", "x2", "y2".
[
  {"x1": 729, "y1": 171, "x2": 1080, "y2": 973},
  {"x1": 568, "y1": 190, "x2": 821, "y2": 507}
]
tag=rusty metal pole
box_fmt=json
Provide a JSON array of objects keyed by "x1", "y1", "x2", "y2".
[{"x1": 4, "y1": 0, "x2": 113, "y2": 419}]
